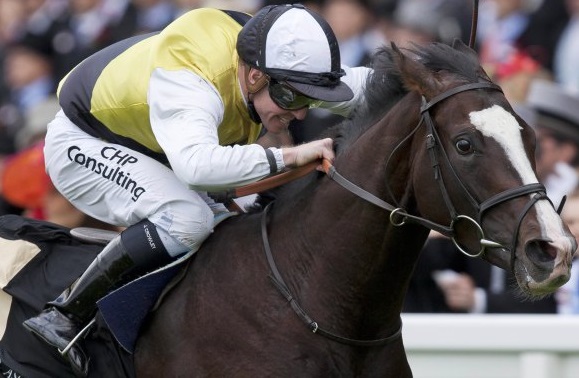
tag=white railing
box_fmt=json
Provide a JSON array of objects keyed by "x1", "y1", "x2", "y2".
[{"x1": 402, "y1": 314, "x2": 579, "y2": 378}]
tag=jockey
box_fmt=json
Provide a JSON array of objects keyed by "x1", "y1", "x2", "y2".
[{"x1": 22, "y1": 4, "x2": 370, "y2": 375}]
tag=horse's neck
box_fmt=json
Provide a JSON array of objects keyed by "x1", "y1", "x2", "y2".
[
  {"x1": 270, "y1": 194, "x2": 427, "y2": 335},
  {"x1": 263, "y1": 102, "x2": 429, "y2": 332},
  {"x1": 270, "y1": 123, "x2": 427, "y2": 325}
]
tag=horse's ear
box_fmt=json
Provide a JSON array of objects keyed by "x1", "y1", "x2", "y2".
[{"x1": 391, "y1": 42, "x2": 442, "y2": 98}]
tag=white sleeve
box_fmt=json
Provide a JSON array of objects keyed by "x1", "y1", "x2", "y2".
[
  {"x1": 148, "y1": 68, "x2": 278, "y2": 191},
  {"x1": 316, "y1": 65, "x2": 372, "y2": 117}
]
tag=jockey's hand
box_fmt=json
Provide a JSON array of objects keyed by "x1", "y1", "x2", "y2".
[{"x1": 282, "y1": 138, "x2": 334, "y2": 170}]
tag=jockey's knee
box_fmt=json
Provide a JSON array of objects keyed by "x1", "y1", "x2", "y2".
[{"x1": 149, "y1": 202, "x2": 214, "y2": 257}]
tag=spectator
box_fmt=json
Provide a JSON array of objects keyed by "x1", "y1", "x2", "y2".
[
  {"x1": 385, "y1": 0, "x2": 472, "y2": 48},
  {"x1": 14, "y1": 95, "x2": 60, "y2": 150},
  {"x1": 474, "y1": 0, "x2": 553, "y2": 105},
  {"x1": 557, "y1": 190, "x2": 579, "y2": 314},
  {"x1": 3, "y1": 34, "x2": 55, "y2": 113},
  {"x1": 12, "y1": 0, "x2": 152, "y2": 85},
  {"x1": 1, "y1": 142, "x2": 53, "y2": 220},
  {"x1": 172, "y1": 0, "x2": 204, "y2": 17},
  {"x1": 200, "y1": 0, "x2": 261, "y2": 14},
  {"x1": 128, "y1": 0, "x2": 179, "y2": 35},
  {"x1": 478, "y1": 0, "x2": 532, "y2": 67},
  {"x1": 525, "y1": 79, "x2": 579, "y2": 207},
  {"x1": 516, "y1": 0, "x2": 569, "y2": 72},
  {"x1": 0, "y1": 144, "x2": 23, "y2": 217},
  {"x1": 554, "y1": 0, "x2": 579, "y2": 94},
  {"x1": 0, "y1": 0, "x2": 26, "y2": 44},
  {"x1": 0, "y1": 106, "x2": 18, "y2": 158}
]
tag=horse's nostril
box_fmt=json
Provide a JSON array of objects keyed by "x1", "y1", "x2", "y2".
[{"x1": 526, "y1": 240, "x2": 557, "y2": 264}]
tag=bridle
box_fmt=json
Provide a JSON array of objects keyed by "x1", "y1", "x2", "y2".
[
  {"x1": 417, "y1": 82, "x2": 556, "y2": 266},
  {"x1": 258, "y1": 81, "x2": 552, "y2": 349},
  {"x1": 327, "y1": 82, "x2": 556, "y2": 271}
]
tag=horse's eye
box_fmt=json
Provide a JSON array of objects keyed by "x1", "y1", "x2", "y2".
[{"x1": 455, "y1": 139, "x2": 472, "y2": 154}]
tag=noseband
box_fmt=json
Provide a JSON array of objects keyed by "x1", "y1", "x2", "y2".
[{"x1": 325, "y1": 82, "x2": 556, "y2": 271}]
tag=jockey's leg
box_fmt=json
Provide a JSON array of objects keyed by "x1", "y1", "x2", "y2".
[
  {"x1": 22, "y1": 112, "x2": 215, "y2": 376},
  {"x1": 22, "y1": 218, "x2": 206, "y2": 376}
]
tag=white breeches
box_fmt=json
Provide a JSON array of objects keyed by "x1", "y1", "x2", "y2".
[{"x1": 44, "y1": 111, "x2": 214, "y2": 257}]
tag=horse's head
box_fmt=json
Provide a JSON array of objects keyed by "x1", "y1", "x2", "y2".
[{"x1": 385, "y1": 40, "x2": 577, "y2": 297}]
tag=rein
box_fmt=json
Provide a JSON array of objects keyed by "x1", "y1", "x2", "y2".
[
  {"x1": 209, "y1": 161, "x2": 319, "y2": 203},
  {"x1": 261, "y1": 201, "x2": 403, "y2": 347},
  {"x1": 322, "y1": 160, "x2": 453, "y2": 236}
]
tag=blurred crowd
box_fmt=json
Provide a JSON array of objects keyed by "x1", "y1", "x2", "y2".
[{"x1": 1, "y1": 0, "x2": 579, "y2": 313}]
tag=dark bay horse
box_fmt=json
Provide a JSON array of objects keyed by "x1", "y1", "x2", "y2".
[
  {"x1": 133, "y1": 41, "x2": 576, "y2": 376},
  {"x1": 1, "y1": 40, "x2": 576, "y2": 377}
]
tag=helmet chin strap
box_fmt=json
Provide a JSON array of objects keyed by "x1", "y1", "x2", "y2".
[
  {"x1": 247, "y1": 101, "x2": 262, "y2": 124},
  {"x1": 245, "y1": 65, "x2": 269, "y2": 124}
]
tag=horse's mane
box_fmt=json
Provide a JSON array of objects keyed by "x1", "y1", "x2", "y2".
[
  {"x1": 253, "y1": 42, "x2": 481, "y2": 209},
  {"x1": 332, "y1": 42, "x2": 481, "y2": 152}
]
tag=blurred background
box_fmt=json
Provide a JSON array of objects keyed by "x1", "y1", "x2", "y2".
[{"x1": 1, "y1": 1, "x2": 579, "y2": 376}]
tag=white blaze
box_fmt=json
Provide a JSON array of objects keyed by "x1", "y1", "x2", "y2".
[
  {"x1": 469, "y1": 105, "x2": 570, "y2": 246},
  {"x1": 469, "y1": 105, "x2": 536, "y2": 185}
]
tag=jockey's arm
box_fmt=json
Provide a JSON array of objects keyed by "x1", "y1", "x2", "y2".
[
  {"x1": 149, "y1": 68, "x2": 280, "y2": 191},
  {"x1": 148, "y1": 69, "x2": 332, "y2": 190}
]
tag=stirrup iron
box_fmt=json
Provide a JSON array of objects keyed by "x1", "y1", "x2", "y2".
[{"x1": 58, "y1": 317, "x2": 96, "y2": 356}]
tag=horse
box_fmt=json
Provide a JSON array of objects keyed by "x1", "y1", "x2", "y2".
[
  {"x1": 1, "y1": 40, "x2": 576, "y2": 377},
  {"x1": 131, "y1": 40, "x2": 576, "y2": 377}
]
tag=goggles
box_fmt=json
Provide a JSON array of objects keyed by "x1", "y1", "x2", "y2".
[{"x1": 268, "y1": 78, "x2": 322, "y2": 110}]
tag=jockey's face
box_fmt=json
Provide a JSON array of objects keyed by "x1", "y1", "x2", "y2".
[{"x1": 246, "y1": 68, "x2": 308, "y2": 133}]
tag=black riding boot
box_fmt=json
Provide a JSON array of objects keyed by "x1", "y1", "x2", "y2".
[{"x1": 23, "y1": 219, "x2": 175, "y2": 377}]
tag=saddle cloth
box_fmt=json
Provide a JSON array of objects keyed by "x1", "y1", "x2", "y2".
[
  {"x1": 97, "y1": 250, "x2": 194, "y2": 353},
  {"x1": 96, "y1": 210, "x2": 237, "y2": 353}
]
